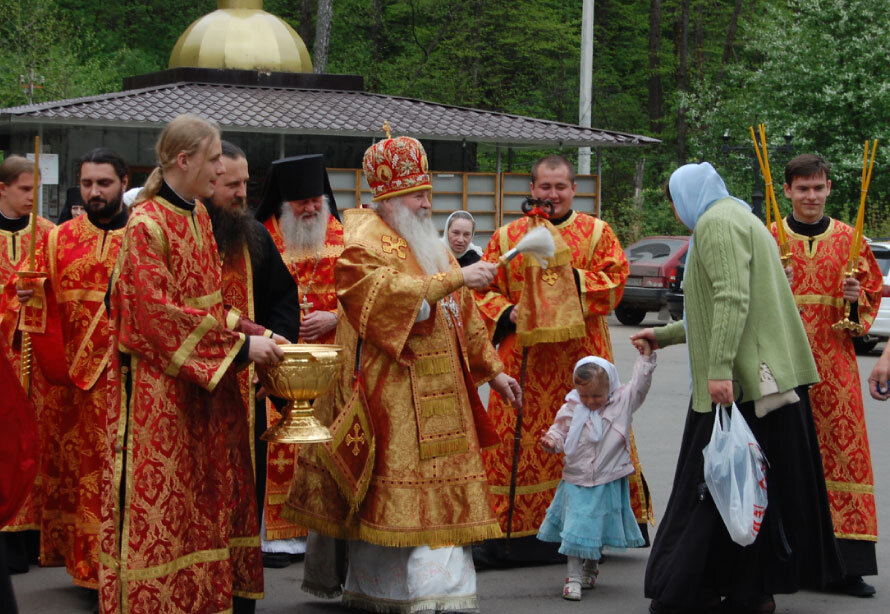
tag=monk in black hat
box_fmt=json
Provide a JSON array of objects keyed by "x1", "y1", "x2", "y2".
[{"x1": 256, "y1": 154, "x2": 343, "y2": 345}]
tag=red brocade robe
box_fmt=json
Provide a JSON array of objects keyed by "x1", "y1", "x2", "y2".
[
  {"x1": 283, "y1": 208, "x2": 503, "y2": 546},
  {"x1": 475, "y1": 212, "x2": 653, "y2": 537},
  {"x1": 0, "y1": 216, "x2": 60, "y2": 545},
  {"x1": 263, "y1": 213, "x2": 343, "y2": 538},
  {"x1": 772, "y1": 218, "x2": 882, "y2": 543},
  {"x1": 32, "y1": 214, "x2": 126, "y2": 588},
  {"x1": 219, "y1": 241, "x2": 298, "y2": 541},
  {"x1": 98, "y1": 197, "x2": 262, "y2": 614}
]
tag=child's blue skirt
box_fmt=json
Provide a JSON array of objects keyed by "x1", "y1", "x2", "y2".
[{"x1": 537, "y1": 476, "x2": 644, "y2": 560}]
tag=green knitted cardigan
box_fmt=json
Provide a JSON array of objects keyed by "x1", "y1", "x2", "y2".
[{"x1": 654, "y1": 198, "x2": 819, "y2": 412}]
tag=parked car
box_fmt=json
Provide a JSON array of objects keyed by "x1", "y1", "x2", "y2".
[
  {"x1": 665, "y1": 250, "x2": 686, "y2": 321},
  {"x1": 853, "y1": 241, "x2": 890, "y2": 353},
  {"x1": 614, "y1": 236, "x2": 690, "y2": 326}
]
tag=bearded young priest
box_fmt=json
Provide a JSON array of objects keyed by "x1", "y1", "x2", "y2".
[{"x1": 205, "y1": 141, "x2": 302, "y2": 571}]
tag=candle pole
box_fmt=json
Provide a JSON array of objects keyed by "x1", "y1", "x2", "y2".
[
  {"x1": 833, "y1": 139, "x2": 877, "y2": 335},
  {"x1": 18, "y1": 136, "x2": 47, "y2": 395}
]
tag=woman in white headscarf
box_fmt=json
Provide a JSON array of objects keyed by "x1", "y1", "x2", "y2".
[
  {"x1": 633, "y1": 163, "x2": 842, "y2": 614},
  {"x1": 442, "y1": 210, "x2": 483, "y2": 267}
]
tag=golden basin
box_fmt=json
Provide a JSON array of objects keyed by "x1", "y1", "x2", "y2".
[{"x1": 258, "y1": 344, "x2": 344, "y2": 444}]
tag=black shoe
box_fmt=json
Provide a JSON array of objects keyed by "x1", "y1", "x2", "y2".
[
  {"x1": 648, "y1": 600, "x2": 686, "y2": 614},
  {"x1": 262, "y1": 552, "x2": 302, "y2": 568},
  {"x1": 829, "y1": 575, "x2": 876, "y2": 597},
  {"x1": 471, "y1": 544, "x2": 500, "y2": 570}
]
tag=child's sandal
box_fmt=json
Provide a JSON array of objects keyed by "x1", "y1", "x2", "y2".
[
  {"x1": 580, "y1": 559, "x2": 599, "y2": 589},
  {"x1": 563, "y1": 578, "x2": 582, "y2": 601}
]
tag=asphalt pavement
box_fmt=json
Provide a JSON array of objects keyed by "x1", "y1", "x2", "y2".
[{"x1": 12, "y1": 315, "x2": 890, "y2": 613}]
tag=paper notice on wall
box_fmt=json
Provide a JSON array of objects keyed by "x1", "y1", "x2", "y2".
[{"x1": 26, "y1": 153, "x2": 59, "y2": 185}]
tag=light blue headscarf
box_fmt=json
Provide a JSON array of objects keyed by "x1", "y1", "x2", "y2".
[{"x1": 668, "y1": 162, "x2": 750, "y2": 230}]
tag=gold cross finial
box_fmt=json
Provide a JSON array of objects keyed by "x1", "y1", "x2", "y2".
[{"x1": 382, "y1": 121, "x2": 392, "y2": 139}]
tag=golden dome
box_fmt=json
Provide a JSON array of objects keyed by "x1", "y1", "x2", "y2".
[{"x1": 169, "y1": 0, "x2": 312, "y2": 73}]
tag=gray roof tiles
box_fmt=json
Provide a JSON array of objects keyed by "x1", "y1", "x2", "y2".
[{"x1": 1, "y1": 82, "x2": 658, "y2": 148}]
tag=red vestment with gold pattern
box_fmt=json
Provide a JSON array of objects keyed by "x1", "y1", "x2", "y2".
[
  {"x1": 475, "y1": 212, "x2": 653, "y2": 538},
  {"x1": 0, "y1": 216, "x2": 64, "y2": 556},
  {"x1": 773, "y1": 218, "x2": 882, "y2": 547},
  {"x1": 219, "y1": 241, "x2": 295, "y2": 542},
  {"x1": 35, "y1": 214, "x2": 126, "y2": 588},
  {"x1": 262, "y1": 213, "x2": 343, "y2": 539},
  {"x1": 98, "y1": 196, "x2": 262, "y2": 614}
]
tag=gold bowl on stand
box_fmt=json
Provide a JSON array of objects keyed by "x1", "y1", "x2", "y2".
[{"x1": 258, "y1": 344, "x2": 344, "y2": 444}]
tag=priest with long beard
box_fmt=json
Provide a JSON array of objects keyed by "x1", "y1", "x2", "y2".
[
  {"x1": 283, "y1": 130, "x2": 522, "y2": 613},
  {"x1": 251, "y1": 154, "x2": 345, "y2": 567},
  {"x1": 255, "y1": 155, "x2": 343, "y2": 345},
  {"x1": 206, "y1": 141, "x2": 303, "y2": 576}
]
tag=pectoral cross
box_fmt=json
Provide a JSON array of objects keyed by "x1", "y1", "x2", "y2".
[{"x1": 300, "y1": 297, "x2": 314, "y2": 315}]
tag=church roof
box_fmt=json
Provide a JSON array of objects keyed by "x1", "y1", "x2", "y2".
[{"x1": 0, "y1": 80, "x2": 658, "y2": 148}]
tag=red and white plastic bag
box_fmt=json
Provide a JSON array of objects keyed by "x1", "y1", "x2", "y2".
[{"x1": 702, "y1": 403, "x2": 769, "y2": 546}]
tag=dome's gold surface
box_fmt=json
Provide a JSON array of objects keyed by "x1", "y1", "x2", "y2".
[{"x1": 169, "y1": 0, "x2": 312, "y2": 72}]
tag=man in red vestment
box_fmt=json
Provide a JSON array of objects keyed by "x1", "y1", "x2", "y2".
[
  {"x1": 97, "y1": 115, "x2": 284, "y2": 614},
  {"x1": 776, "y1": 153, "x2": 882, "y2": 597},
  {"x1": 474, "y1": 154, "x2": 650, "y2": 565},
  {"x1": 12, "y1": 149, "x2": 130, "y2": 595},
  {"x1": 0, "y1": 155, "x2": 57, "y2": 575},
  {"x1": 254, "y1": 154, "x2": 344, "y2": 566},
  {"x1": 208, "y1": 141, "x2": 302, "y2": 571}
]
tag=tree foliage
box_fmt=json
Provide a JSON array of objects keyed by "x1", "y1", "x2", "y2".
[
  {"x1": 2, "y1": 0, "x2": 889, "y2": 234},
  {"x1": 687, "y1": 0, "x2": 890, "y2": 230}
]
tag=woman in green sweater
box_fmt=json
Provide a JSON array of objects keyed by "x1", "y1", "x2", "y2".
[{"x1": 633, "y1": 163, "x2": 841, "y2": 614}]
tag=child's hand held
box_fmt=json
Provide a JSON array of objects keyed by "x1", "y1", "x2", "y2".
[
  {"x1": 632, "y1": 337, "x2": 652, "y2": 356},
  {"x1": 539, "y1": 432, "x2": 556, "y2": 453}
]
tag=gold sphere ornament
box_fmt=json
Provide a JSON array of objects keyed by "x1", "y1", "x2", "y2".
[
  {"x1": 169, "y1": 0, "x2": 312, "y2": 72},
  {"x1": 258, "y1": 344, "x2": 345, "y2": 444}
]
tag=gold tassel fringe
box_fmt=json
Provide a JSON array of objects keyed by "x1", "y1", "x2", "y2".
[
  {"x1": 415, "y1": 355, "x2": 451, "y2": 376},
  {"x1": 280, "y1": 507, "x2": 503, "y2": 549},
  {"x1": 419, "y1": 436, "x2": 467, "y2": 459},
  {"x1": 420, "y1": 396, "x2": 458, "y2": 417},
  {"x1": 517, "y1": 322, "x2": 587, "y2": 347}
]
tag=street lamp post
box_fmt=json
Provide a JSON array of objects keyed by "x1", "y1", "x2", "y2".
[{"x1": 721, "y1": 129, "x2": 793, "y2": 221}]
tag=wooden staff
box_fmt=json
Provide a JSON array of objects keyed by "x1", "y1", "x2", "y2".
[{"x1": 504, "y1": 346, "x2": 529, "y2": 552}]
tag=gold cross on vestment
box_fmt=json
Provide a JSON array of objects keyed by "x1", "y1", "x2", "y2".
[
  {"x1": 345, "y1": 422, "x2": 366, "y2": 456},
  {"x1": 541, "y1": 268, "x2": 559, "y2": 286},
  {"x1": 269, "y1": 449, "x2": 292, "y2": 472},
  {"x1": 300, "y1": 297, "x2": 314, "y2": 315},
  {"x1": 381, "y1": 235, "x2": 408, "y2": 259}
]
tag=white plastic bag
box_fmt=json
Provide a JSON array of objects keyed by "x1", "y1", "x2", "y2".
[{"x1": 702, "y1": 403, "x2": 769, "y2": 546}]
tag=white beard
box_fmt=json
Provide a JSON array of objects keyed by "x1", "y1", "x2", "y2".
[
  {"x1": 279, "y1": 199, "x2": 329, "y2": 253},
  {"x1": 378, "y1": 197, "x2": 450, "y2": 275}
]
